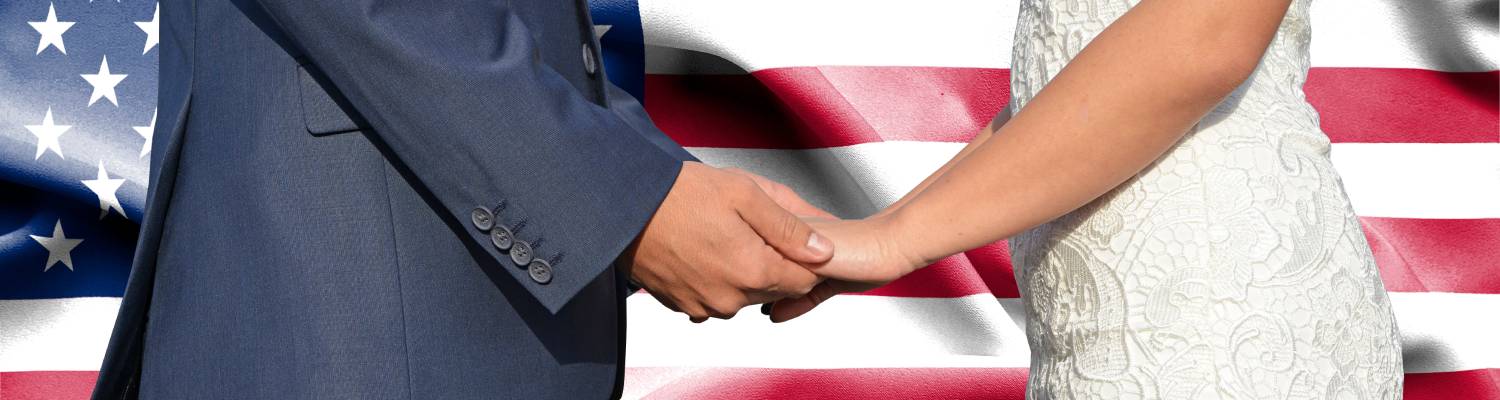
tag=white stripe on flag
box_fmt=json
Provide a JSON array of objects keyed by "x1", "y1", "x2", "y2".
[
  {"x1": 0, "y1": 297, "x2": 118, "y2": 372},
  {"x1": 688, "y1": 142, "x2": 962, "y2": 218},
  {"x1": 1330, "y1": 143, "x2": 1500, "y2": 219},
  {"x1": 625, "y1": 295, "x2": 1032, "y2": 369},
  {"x1": 641, "y1": 0, "x2": 1016, "y2": 73},
  {"x1": 2, "y1": 293, "x2": 1496, "y2": 373},
  {"x1": 1390, "y1": 292, "x2": 1500, "y2": 373},
  {"x1": 687, "y1": 142, "x2": 1500, "y2": 220},
  {"x1": 1307, "y1": 0, "x2": 1500, "y2": 71},
  {"x1": 640, "y1": 0, "x2": 1499, "y2": 73},
  {"x1": 625, "y1": 292, "x2": 1500, "y2": 372}
]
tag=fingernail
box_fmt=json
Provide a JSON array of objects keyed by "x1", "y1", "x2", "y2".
[
  {"x1": 760, "y1": 303, "x2": 772, "y2": 315},
  {"x1": 806, "y1": 232, "x2": 833, "y2": 256}
]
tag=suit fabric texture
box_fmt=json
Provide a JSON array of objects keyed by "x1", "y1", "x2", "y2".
[{"x1": 92, "y1": 0, "x2": 693, "y2": 398}]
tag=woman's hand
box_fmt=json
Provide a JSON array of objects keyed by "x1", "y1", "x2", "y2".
[{"x1": 768, "y1": 215, "x2": 924, "y2": 322}]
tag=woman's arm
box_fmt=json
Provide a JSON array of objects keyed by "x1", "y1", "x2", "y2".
[
  {"x1": 886, "y1": 0, "x2": 1294, "y2": 266},
  {"x1": 875, "y1": 109, "x2": 1007, "y2": 217},
  {"x1": 770, "y1": 0, "x2": 1297, "y2": 322}
]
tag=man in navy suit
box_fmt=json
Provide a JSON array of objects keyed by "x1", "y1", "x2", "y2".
[{"x1": 92, "y1": 1, "x2": 834, "y2": 398}]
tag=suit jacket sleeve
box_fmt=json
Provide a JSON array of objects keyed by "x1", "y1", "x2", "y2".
[
  {"x1": 249, "y1": 0, "x2": 683, "y2": 313},
  {"x1": 605, "y1": 82, "x2": 699, "y2": 162}
]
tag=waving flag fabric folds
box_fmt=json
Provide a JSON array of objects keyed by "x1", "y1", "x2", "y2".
[{"x1": 2, "y1": 0, "x2": 1495, "y2": 399}]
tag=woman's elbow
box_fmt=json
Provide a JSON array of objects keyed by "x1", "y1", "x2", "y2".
[{"x1": 1185, "y1": 47, "x2": 1265, "y2": 103}]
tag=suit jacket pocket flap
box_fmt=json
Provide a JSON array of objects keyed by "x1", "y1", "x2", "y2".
[{"x1": 298, "y1": 64, "x2": 369, "y2": 136}]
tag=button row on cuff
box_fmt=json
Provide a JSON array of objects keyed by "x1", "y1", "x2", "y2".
[{"x1": 472, "y1": 205, "x2": 550, "y2": 284}]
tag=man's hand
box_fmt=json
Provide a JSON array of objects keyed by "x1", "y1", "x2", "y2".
[{"x1": 625, "y1": 162, "x2": 835, "y2": 322}]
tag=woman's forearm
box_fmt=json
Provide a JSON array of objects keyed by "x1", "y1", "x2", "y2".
[
  {"x1": 885, "y1": 0, "x2": 1292, "y2": 265},
  {"x1": 876, "y1": 110, "x2": 1006, "y2": 217}
]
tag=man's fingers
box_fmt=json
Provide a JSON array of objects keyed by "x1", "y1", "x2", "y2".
[
  {"x1": 769, "y1": 281, "x2": 844, "y2": 323},
  {"x1": 740, "y1": 247, "x2": 824, "y2": 305},
  {"x1": 736, "y1": 185, "x2": 834, "y2": 264},
  {"x1": 679, "y1": 302, "x2": 712, "y2": 323}
]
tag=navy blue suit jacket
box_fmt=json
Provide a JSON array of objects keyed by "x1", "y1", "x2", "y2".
[{"x1": 93, "y1": 0, "x2": 693, "y2": 398}]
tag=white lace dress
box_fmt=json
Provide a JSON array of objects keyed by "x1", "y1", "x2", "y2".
[{"x1": 1005, "y1": 0, "x2": 1404, "y2": 398}]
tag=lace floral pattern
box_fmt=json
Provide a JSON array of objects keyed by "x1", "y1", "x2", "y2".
[{"x1": 1006, "y1": 0, "x2": 1403, "y2": 398}]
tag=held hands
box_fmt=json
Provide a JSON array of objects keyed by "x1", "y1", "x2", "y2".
[
  {"x1": 624, "y1": 162, "x2": 835, "y2": 323},
  {"x1": 768, "y1": 216, "x2": 926, "y2": 323}
]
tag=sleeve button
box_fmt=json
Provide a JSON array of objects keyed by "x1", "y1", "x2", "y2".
[
  {"x1": 527, "y1": 259, "x2": 552, "y2": 284},
  {"x1": 489, "y1": 226, "x2": 514, "y2": 251},
  {"x1": 509, "y1": 240, "x2": 534, "y2": 266},
  {"x1": 470, "y1": 207, "x2": 494, "y2": 231}
]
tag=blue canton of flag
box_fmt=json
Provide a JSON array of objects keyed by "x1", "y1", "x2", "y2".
[
  {"x1": 2, "y1": 0, "x2": 159, "y2": 300},
  {"x1": 589, "y1": 0, "x2": 647, "y2": 102}
]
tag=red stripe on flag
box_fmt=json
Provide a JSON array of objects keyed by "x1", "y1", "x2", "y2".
[
  {"x1": 964, "y1": 242, "x2": 1020, "y2": 298},
  {"x1": 0, "y1": 371, "x2": 97, "y2": 400},
  {"x1": 1364, "y1": 218, "x2": 1500, "y2": 294},
  {"x1": 3, "y1": 368, "x2": 1494, "y2": 398},
  {"x1": 1405, "y1": 369, "x2": 1500, "y2": 400},
  {"x1": 625, "y1": 368, "x2": 1500, "y2": 399},
  {"x1": 628, "y1": 367, "x2": 1029, "y2": 400},
  {"x1": 850, "y1": 217, "x2": 1500, "y2": 299},
  {"x1": 646, "y1": 68, "x2": 1498, "y2": 148},
  {"x1": 1306, "y1": 69, "x2": 1499, "y2": 143},
  {"x1": 646, "y1": 67, "x2": 1009, "y2": 149}
]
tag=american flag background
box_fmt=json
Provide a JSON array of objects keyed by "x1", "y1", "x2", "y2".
[{"x1": 1, "y1": 0, "x2": 1496, "y2": 398}]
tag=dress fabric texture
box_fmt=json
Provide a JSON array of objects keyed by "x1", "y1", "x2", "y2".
[{"x1": 1005, "y1": 0, "x2": 1404, "y2": 398}]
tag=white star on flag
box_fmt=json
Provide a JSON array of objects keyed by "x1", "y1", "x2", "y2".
[
  {"x1": 25, "y1": 107, "x2": 71, "y2": 160},
  {"x1": 82, "y1": 161, "x2": 127, "y2": 220},
  {"x1": 593, "y1": 25, "x2": 612, "y2": 40},
  {"x1": 30, "y1": 220, "x2": 84, "y2": 272},
  {"x1": 28, "y1": 2, "x2": 74, "y2": 55},
  {"x1": 135, "y1": 109, "x2": 157, "y2": 158},
  {"x1": 82, "y1": 55, "x2": 127, "y2": 107},
  {"x1": 136, "y1": 3, "x2": 160, "y2": 54}
]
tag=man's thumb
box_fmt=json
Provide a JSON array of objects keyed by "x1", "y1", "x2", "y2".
[{"x1": 739, "y1": 190, "x2": 834, "y2": 263}]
